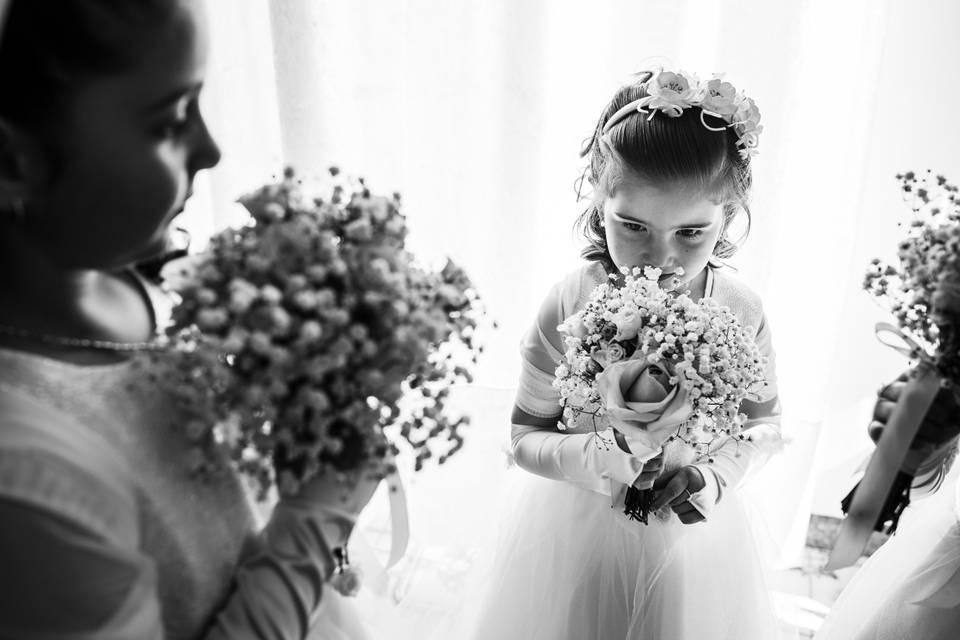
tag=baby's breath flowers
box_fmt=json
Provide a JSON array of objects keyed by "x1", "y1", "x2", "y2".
[
  {"x1": 151, "y1": 168, "x2": 487, "y2": 498},
  {"x1": 864, "y1": 171, "x2": 960, "y2": 381},
  {"x1": 554, "y1": 266, "x2": 767, "y2": 453}
]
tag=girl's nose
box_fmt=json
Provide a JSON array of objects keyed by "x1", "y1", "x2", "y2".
[{"x1": 640, "y1": 237, "x2": 675, "y2": 271}]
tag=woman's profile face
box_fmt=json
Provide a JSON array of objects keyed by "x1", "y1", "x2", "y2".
[{"x1": 22, "y1": 0, "x2": 221, "y2": 270}]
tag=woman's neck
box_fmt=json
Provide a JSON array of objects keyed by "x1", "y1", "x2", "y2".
[{"x1": 0, "y1": 225, "x2": 154, "y2": 359}]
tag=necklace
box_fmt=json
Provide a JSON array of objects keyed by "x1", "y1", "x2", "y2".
[{"x1": 0, "y1": 323, "x2": 163, "y2": 352}]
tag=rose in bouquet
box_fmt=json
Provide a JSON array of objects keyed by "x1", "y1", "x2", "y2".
[
  {"x1": 554, "y1": 266, "x2": 767, "y2": 522},
  {"x1": 840, "y1": 171, "x2": 960, "y2": 536},
  {"x1": 149, "y1": 168, "x2": 487, "y2": 499}
]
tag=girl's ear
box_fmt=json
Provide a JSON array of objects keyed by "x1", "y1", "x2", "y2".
[{"x1": 0, "y1": 117, "x2": 50, "y2": 211}]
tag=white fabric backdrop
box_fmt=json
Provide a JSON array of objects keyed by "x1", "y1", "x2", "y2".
[
  {"x1": 194, "y1": 0, "x2": 960, "y2": 399},
  {"x1": 186, "y1": 0, "x2": 960, "y2": 592}
]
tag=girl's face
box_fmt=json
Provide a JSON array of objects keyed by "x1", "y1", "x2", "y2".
[
  {"x1": 602, "y1": 174, "x2": 724, "y2": 289},
  {"x1": 24, "y1": 0, "x2": 220, "y2": 270}
]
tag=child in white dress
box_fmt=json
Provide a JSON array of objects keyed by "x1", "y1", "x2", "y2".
[{"x1": 472, "y1": 70, "x2": 784, "y2": 640}]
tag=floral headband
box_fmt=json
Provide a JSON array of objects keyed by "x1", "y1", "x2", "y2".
[{"x1": 602, "y1": 69, "x2": 762, "y2": 160}]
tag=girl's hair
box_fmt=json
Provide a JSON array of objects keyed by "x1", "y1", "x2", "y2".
[
  {"x1": 0, "y1": 0, "x2": 178, "y2": 130},
  {"x1": 576, "y1": 71, "x2": 753, "y2": 271}
]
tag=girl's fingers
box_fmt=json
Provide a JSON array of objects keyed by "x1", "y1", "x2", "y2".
[
  {"x1": 677, "y1": 510, "x2": 705, "y2": 524},
  {"x1": 649, "y1": 474, "x2": 686, "y2": 511}
]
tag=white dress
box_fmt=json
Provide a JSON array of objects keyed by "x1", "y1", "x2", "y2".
[
  {"x1": 469, "y1": 263, "x2": 783, "y2": 640},
  {"x1": 815, "y1": 451, "x2": 960, "y2": 640}
]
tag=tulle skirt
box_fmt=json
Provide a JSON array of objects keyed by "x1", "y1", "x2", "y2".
[
  {"x1": 468, "y1": 473, "x2": 779, "y2": 640},
  {"x1": 815, "y1": 475, "x2": 960, "y2": 640}
]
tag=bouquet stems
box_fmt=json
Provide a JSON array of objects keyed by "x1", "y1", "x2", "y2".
[{"x1": 623, "y1": 486, "x2": 655, "y2": 524}]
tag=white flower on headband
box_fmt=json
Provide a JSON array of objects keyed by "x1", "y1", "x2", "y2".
[
  {"x1": 733, "y1": 96, "x2": 761, "y2": 131},
  {"x1": 643, "y1": 70, "x2": 704, "y2": 117},
  {"x1": 601, "y1": 69, "x2": 763, "y2": 159},
  {"x1": 701, "y1": 76, "x2": 740, "y2": 117},
  {"x1": 732, "y1": 96, "x2": 762, "y2": 158}
]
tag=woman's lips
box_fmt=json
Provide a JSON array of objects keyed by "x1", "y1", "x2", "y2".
[{"x1": 174, "y1": 190, "x2": 194, "y2": 215}]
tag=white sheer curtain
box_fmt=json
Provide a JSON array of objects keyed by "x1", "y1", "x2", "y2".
[
  {"x1": 190, "y1": 0, "x2": 960, "y2": 615},
  {"x1": 196, "y1": 0, "x2": 960, "y2": 390}
]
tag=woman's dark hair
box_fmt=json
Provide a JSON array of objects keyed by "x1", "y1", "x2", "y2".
[
  {"x1": 0, "y1": 0, "x2": 178, "y2": 129},
  {"x1": 576, "y1": 71, "x2": 753, "y2": 272}
]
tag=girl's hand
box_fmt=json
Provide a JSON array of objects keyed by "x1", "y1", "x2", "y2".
[{"x1": 649, "y1": 466, "x2": 707, "y2": 524}]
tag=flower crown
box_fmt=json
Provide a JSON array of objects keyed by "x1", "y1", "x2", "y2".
[{"x1": 602, "y1": 69, "x2": 762, "y2": 160}]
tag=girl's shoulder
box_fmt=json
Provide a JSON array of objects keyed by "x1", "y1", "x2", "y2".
[
  {"x1": 554, "y1": 261, "x2": 608, "y2": 315},
  {"x1": 533, "y1": 262, "x2": 606, "y2": 325},
  {"x1": 709, "y1": 268, "x2": 765, "y2": 331}
]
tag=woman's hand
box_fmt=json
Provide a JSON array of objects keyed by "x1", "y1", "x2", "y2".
[
  {"x1": 284, "y1": 467, "x2": 382, "y2": 545},
  {"x1": 649, "y1": 466, "x2": 707, "y2": 524}
]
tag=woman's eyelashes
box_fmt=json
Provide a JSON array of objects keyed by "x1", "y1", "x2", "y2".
[
  {"x1": 152, "y1": 99, "x2": 198, "y2": 140},
  {"x1": 154, "y1": 119, "x2": 189, "y2": 140}
]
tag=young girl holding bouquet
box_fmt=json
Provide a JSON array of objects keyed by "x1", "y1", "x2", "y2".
[
  {"x1": 0, "y1": 1, "x2": 378, "y2": 638},
  {"x1": 473, "y1": 70, "x2": 784, "y2": 639}
]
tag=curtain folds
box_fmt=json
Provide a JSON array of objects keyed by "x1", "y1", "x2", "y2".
[{"x1": 191, "y1": 0, "x2": 960, "y2": 570}]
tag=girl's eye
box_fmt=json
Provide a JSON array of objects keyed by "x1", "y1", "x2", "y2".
[
  {"x1": 677, "y1": 229, "x2": 704, "y2": 240},
  {"x1": 620, "y1": 221, "x2": 646, "y2": 233}
]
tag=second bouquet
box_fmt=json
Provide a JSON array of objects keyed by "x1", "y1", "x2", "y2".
[{"x1": 149, "y1": 168, "x2": 486, "y2": 500}]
